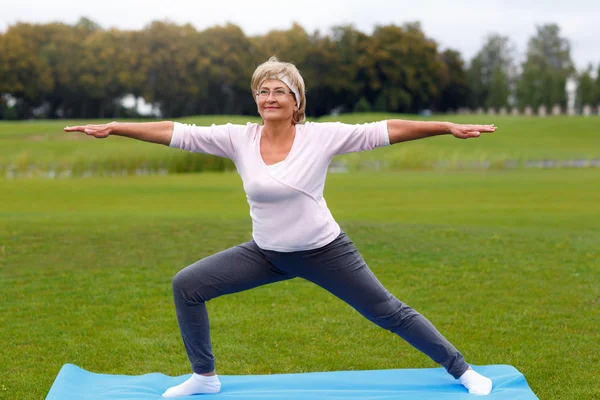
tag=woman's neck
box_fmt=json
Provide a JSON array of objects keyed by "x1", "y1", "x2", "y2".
[{"x1": 262, "y1": 120, "x2": 295, "y2": 143}]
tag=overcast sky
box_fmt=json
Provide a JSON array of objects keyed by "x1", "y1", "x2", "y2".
[{"x1": 2, "y1": 0, "x2": 599, "y2": 70}]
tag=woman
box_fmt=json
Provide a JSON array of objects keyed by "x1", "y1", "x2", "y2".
[{"x1": 65, "y1": 57, "x2": 496, "y2": 397}]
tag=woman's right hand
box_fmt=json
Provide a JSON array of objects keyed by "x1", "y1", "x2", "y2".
[{"x1": 64, "y1": 122, "x2": 116, "y2": 138}]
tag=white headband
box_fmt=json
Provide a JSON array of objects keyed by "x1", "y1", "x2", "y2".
[{"x1": 258, "y1": 75, "x2": 300, "y2": 106}]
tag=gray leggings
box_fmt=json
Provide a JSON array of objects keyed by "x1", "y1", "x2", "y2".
[{"x1": 171, "y1": 231, "x2": 468, "y2": 379}]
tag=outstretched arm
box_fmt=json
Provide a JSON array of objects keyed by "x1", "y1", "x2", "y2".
[
  {"x1": 387, "y1": 119, "x2": 496, "y2": 144},
  {"x1": 64, "y1": 121, "x2": 174, "y2": 145}
]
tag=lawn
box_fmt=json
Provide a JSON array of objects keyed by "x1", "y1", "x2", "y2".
[
  {"x1": 1, "y1": 169, "x2": 599, "y2": 399},
  {"x1": 1, "y1": 114, "x2": 599, "y2": 177}
]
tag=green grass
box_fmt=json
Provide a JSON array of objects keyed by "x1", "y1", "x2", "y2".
[
  {"x1": 1, "y1": 114, "x2": 599, "y2": 176},
  {"x1": 1, "y1": 170, "x2": 599, "y2": 399},
  {"x1": 0, "y1": 116, "x2": 250, "y2": 177},
  {"x1": 321, "y1": 114, "x2": 600, "y2": 170}
]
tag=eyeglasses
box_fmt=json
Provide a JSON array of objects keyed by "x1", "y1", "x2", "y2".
[{"x1": 256, "y1": 89, "x2": 294, "y2": 98}]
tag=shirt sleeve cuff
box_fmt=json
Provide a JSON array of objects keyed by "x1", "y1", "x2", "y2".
[
  {"x1": 169, "y1": 122, "x2": 184, "y2": 148},
  {"x1": 380, "y1": 120, "x2": 390, "y2": 146}
]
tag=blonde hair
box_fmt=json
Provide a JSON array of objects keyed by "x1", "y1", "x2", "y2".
[{"x1": 251, "y1": 56, "x2": 306, "y2": 124}]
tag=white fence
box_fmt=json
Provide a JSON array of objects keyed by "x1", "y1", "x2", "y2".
[{"x1": 456, "y1": 105, "x2": 599, "y2": 116}]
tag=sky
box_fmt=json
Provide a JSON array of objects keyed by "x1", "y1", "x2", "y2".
[{"x1": 1, "y1": 0, "x2": 599, "y2": 71}]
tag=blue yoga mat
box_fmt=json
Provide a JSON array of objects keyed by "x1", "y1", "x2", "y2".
[{"x1": 46, "y1": 364, "x2": 538, "y2": 399}]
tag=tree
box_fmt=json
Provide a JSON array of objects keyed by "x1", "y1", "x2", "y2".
[
  {"x1": 301, "y1": 31, "x2": 361, "y2": 117},
  {"x1": 120, "y1": 30, "x2": 153, "y2": 116},
  {"x1": 353, "y1": 96, "x2": 371, "y2": 113},
  {"x1": 141, "y1": 21, "x2": 200, "y2": 118},
  {"x1": 0, "y1": 23, "x2": 54, "y2": 118},
  {"x1": 595, "y1": 65, "x2": 600, "y2": 106},
  {"x1": 329, "y1": 25, "x2": 377, "y2": 113},
  {"x1": 438, "y1": 49, "x2": 470, "y2": 112},
  {"x1": 373, "y1": 93, "x2": 387, "y2": 112},
  {"x1": 38, "y1": 22, "x2": 88, "y2": 118},
  {"x1": 0, "y1": 32, "x2": 6, "y2": 113},
  {"x1": 15, "y1": 19, "x2": 590, "y2": 120},
  {"x1": 254, "y1": 23, "x2": 312, "y2": 66},
  {"x1": 79, "y1": 29, "x2": 132, "y2": 118},
  {"x1": 193, "y1": 23, "x2": 259, "y2": 115},
  {"x1": 487, "y1": 66, "x2": 510, "y2": 109},
  {"x1": 370, "y1": 23, "x2": 448, "y2": 113},
  {"x1": 75, "y1": 17, "x2": 102, "y2": 34},
  {"x1": 517, "y1": 24, "x2": 575, "y2": 110},
  {"x1": 1, "y1": 20, "x2": 103, "y2": 118},
  {"x1": 575, "y1": 65, "x2": 596, "y2": 112},
  {"x1": 402, "y1": 22, "x2": 449, "y2": 112},
  {"x1": 0, "y1": 37, "x2": 8, "y2": 120},
  {"x1": 467, "y1": 34, "x2": 516, "y2": 109}
]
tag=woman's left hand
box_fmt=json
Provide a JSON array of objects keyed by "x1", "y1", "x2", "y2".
[
  {"x1": 449, "y1": 123, "x2": 496, "y2": 139},
  {"x1": 64, "y1": 122, "x2": 116, "y2": 139}
]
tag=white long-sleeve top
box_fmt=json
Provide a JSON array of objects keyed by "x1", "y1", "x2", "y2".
[{"x1": 170, "y1": 120, "x2": 390, "y2": 251}]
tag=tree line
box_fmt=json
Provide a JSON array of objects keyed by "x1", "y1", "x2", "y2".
[{"x1": 0, "y1": 18, "x2": 599, "y2": 120}]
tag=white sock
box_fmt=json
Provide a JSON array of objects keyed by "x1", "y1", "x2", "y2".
[
  {"x1": 162, "y1": 373, "x2": 221, "y2": 397},
  {"x1": 459, "y1": 369, "x2": 492, "y2": 395}
]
